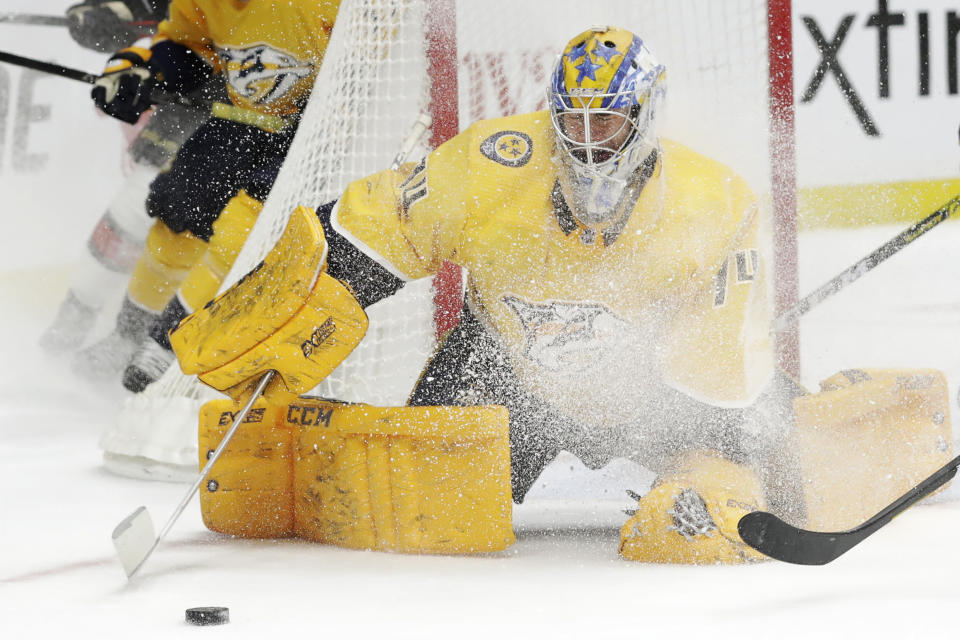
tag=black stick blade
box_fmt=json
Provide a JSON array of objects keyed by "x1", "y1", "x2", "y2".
[
  {"x1": 738, "y1": 454, "x2": 960, "y2": 565},
  {"x1": 737, "y1": 511, "x2": 859, "y2": 565}
]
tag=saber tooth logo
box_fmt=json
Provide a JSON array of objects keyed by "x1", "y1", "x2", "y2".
[
  {"x1": 502, "y1": 295, "x2": 627, "y2": 371},
  {"x1": 218, "y1": 44, "x2": 314, "y2": 105}
]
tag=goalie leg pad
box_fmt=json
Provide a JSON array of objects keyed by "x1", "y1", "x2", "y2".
[
  {"x1": 619, "y1": 450, "x2": 767, "y2": 564},
  {"x1": 791, "y1": 368, "x2": 953, "y2": 531},
  {"x1": 198, "y1": 400, "x2": 296, "y2": 538},
  {"x1": 128, "y1": 221, "x2": 207, "y2": 312},
  {"x1": 294, "y1": 402, "x2": 514, "y2": 553},
  {"x1": 197, "y1": 399, "x2": 515, "y2": 554}
]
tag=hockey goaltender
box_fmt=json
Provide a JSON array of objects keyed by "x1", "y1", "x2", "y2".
[{"x1": 167, "y1": 27, "x2": 954, "y2": 564}]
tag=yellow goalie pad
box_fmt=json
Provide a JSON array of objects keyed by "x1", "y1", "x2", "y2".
[
  {"x1": 791, "y1": 367, "x2": 953, "y2": 531},
  {"x1": 619, "y1": 367, "x2": 953, "y2": 564},
  {"x1": 170, "y1": 206, "x2": 369, "y2": 402},
  {"x1": 197, "y1": 399, "x2": 515, "y2": 555}
]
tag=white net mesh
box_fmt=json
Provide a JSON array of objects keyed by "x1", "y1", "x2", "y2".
[{"x1": 111, "y1": 0, "x2": 776, "y2": 465}]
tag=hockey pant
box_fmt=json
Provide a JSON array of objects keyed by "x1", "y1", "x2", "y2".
[{"x1": 128, "y1": 114, "x2": 292, "y2": 325}]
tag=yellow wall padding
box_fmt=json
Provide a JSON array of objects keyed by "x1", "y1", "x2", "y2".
[{"x1": 798, "y1": 179, "x2": 960, "y2": 229}]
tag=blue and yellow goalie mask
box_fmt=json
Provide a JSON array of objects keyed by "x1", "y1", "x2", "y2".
[{"x1": 549, "y1": 26, "x2": 666, "y2": 228}]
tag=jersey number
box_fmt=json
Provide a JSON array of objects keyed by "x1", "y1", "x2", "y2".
[{"x1": 714, "y1": 249, "x2": 759, "y2": 307}]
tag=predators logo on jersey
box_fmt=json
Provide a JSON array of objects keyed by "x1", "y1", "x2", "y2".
[
  {"x1": 480, "y1": 131, "x2": 534, "y2": 167},
  {"x1": 501, "y1": 295, "x2": 629, "y2": 372},
  {"x1": 219, "y1": 44, "x2": 314, "y2": 105}
]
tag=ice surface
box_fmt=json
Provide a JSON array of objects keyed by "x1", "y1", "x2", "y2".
[
  {"x1": 2, "y1": 1, "x2": 960, "y2": 636},
  {"x1": 4, "y1": 225, "x2": 960, "y2": 639}
]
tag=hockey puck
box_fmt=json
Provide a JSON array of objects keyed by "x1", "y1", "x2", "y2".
[{"x1": 185, "y1": 606, "x2": 229, "y2": 626}]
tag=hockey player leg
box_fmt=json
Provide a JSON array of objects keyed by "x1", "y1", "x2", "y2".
[
  {"x1": 122, "y1": 191, "x2": 262, "y2": 392},
  {"x1": 40, "y1": 162, "x2": 157, "y2": 352},
  {"x1": 73, "y1": 220, "x2": 206, "y2": 379},
  {"x1": 619, "y1": 450, "x2": 768, "y2": 564}
]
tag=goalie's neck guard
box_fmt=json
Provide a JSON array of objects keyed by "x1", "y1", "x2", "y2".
[{"x1": 553, "y1": 147, "x2": 660, "y2": 247}]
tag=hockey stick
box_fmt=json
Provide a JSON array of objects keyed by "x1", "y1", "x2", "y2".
[
  {"x1": 773, "y1": 192, "x2": 960, "y2": 332},
  {"x1": 734, "y1": 195, "x2": 960, "y2": 564},
  {"x1": 112, "y1": 371, "x2": 275, "y2": 578},
  {"x1": 0, "y1": 13, "x2": 69, "y2": 26},
  {"x1": 0, "y1": 12, "x2": 159, "y2": 30},
  {"x1": 738, "y1": 453, "x2": 960, "y2": 565},
  {"x1": 0, "y1": 49, "x2": 212, "y2": 111}
]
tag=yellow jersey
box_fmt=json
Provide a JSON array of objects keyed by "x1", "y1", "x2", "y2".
[
  {"x1": 158, "y1": 0, "x2": 341, "y2": 117},
  {"x1": 332, "y1": 111, "x2": 773, "y2": 427}
]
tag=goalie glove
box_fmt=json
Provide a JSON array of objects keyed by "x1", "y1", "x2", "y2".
[
  {"x1": 92, "y1": 44, "x2": 156, "y2": 124},
  {"x1": 170, "y1": 207, "x2": 369, "y2": 403},
  {"x1": 66, "y1": 1, "x2": 157, "y2": 53}
]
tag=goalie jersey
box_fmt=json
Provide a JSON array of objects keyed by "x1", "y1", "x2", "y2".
[
  {"x1": 331, "y1": 111, "x2": 773, "y2": 428},
  {"x1": 154, "y1": 0, "x2": 341, "y2": 117}
]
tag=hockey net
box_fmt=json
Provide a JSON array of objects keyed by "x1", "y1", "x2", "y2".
[{"x1": 104, "y1": 0, "x2": 793, "y2": 470}]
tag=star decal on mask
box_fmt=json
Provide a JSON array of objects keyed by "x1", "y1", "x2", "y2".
[
  {"x1": 566, "y1": 41, "x2": 588, "y2": 63},
  {"x1": 575, "y1": 55, "x2": 603, "y2": 84},
  {"x1": 592, "y1": 41, "x2": 621, "y2": 63}
]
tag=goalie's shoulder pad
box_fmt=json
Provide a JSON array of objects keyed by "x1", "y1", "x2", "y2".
[{"x1": 171, "y1": 206, "x2": 328, "y2": 375}]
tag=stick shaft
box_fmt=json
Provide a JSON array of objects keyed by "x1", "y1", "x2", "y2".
[
  {"x1": 0, "y1": 49, "x2": 97, "y2": 83},
  {"x1": 0, "y1": 13, "x2": 69, "y2": 26},
  {"x1": 129, "y1": 371, "x2": 275, "y2": 577},
  {"x1": 0, "y1": 48, "x2": 213, "y2": 112},
  {"x1": 774, "y1": 193, "x2": 960, "y2": 332},
  {"x1": 856, "y1": 453, "x2": 960, "y2": 538}
]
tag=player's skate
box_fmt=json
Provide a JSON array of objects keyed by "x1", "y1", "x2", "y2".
[
  {"x1": 72, "y1": 296, "x2": 159, "y2": 381},
  {"x1": 122, "y1": 338, "x2": 175, "y2": 393},
  {"x1": 619, "y1": 450, "x2": 767, "y2": 564},
  {"x1": 39, "y1": 292, "x2": 97, "y2": 352}
]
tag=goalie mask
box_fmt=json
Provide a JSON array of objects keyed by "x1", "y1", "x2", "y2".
[{"x1": 549, "y1": 27, "x2": 666, "y2": 228}]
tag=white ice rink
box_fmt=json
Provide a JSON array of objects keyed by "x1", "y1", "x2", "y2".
[
  {"x1": 2, "y1": 224, "x2": 960, "y2": 639},
  {"x1": 0, "y1": 218, "x2": 960, "y2": 639},
  {"x1": 3, "y1": 1, "x2": 960, "y2": 637}
]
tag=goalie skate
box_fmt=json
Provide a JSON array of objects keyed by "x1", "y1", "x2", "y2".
[{"x1": 122, "y1": 339, "x2": 175, "y2": 393}]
